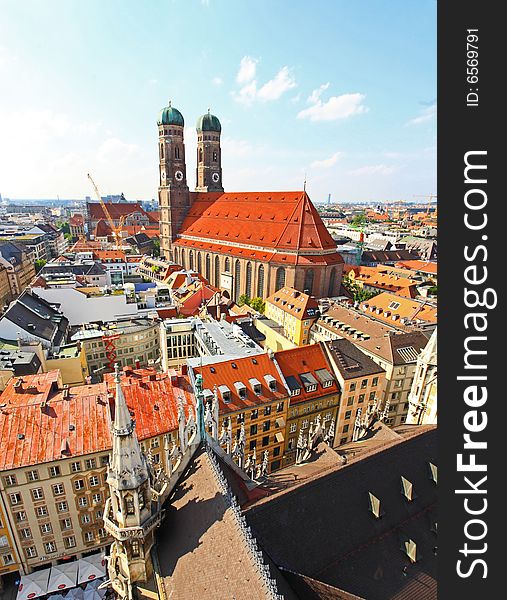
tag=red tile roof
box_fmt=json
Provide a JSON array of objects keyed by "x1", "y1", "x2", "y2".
[
  {"x1": 266, "y1": 286, "x2": 319, "y2": 320},
  {"x1": 394, "y1": 260, "x2": 438, "y2": 275},
  {"x1": 178, "y1": 191, "x2": 342, "y2": 260},
  {"x1": 104, "y1": 368, "x2": 196, "y2": 439},
  {"x1": 0, "y1": 372, "x2": 111, "y2": 470},
  {"x1": 274, "y1": 345, "x2": 339, "y2": 404},
  {"x1": 192, "y1": 353, "x2": 287, "y2": 415},
  {"x1": 69, "y1": 214, "x2": 84, "y2": 227},
  {"x1": 87, "y1": 202, "x2": 148, "y2": 220}
]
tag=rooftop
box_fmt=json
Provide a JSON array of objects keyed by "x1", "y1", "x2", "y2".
[{"x1": 267, "y1": 286, "x2": 320, "y2": 320}]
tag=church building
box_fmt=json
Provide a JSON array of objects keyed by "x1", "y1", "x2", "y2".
[{"x1": 157, "y1": 103, "x2": 344, "y2": 300}]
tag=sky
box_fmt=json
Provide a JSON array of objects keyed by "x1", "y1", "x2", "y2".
[{"x1": 0, "y1": 0, "x2": 436, "y2": 203}]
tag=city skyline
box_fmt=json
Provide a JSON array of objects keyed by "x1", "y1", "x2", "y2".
[{"x1": 0, "y1": 0, "x2": 436, "y2": 202}]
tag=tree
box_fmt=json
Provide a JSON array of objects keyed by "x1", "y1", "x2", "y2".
[
  {"x1": 351, "y1": 213, "x2": 367, "y2": 227},
  {"x1": 342, "y1": 274, "x2": 378, "y2": 303},
  {"x1": 58, "y1": 222, "x2": 70, "y2": 234},
  {"x1": 249, "y1": 297, "x2": 265, "y2": 314},
  {"x1": 34, "y1": 259, "x2": 47, "y2": 272},
  {"x1": 238, "y1": 294, "x2": 250, "y2": 306}
]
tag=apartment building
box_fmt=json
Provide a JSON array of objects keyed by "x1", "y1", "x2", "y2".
[
  {"x1": 264, "y1": 286, "x2": 319, "y2": 346},
  {"x1": 0, "y1": 367, "x2": 195, "y2": 582},
  {"x1": 274, "y1": 344, "x2": 341, "y2": 466},
  {"x1": 323, "y1": 339, "x2": 386, "y2": 446},
  {"x1": 0, "y1": 242, "x2": 36, "y2": 299},
  {"x1": 189, "y1": 353, "x2": 289, "y2": 473}
]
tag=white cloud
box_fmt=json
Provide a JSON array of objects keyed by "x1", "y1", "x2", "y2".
[
  {"x1": 407, "y1": 102, "x2": 436, "y2": 125},
  {"x1": 212, "y1": 76, "x2": 223, "y2": 86},
  {"x1": 257, "y1": 66, "x2": 296, "y2": 101},
  {"x1": 311, "y1": 151, "x2": 343, "y2": 169},
  {"x1": 96, "y1": 137, "x2": 140, "y2": 164},
  {"x1": 298, "y1": 91, "x2": 368, "y2": 122},
  {"x1": 236, "y1": 56, "x2": 258, "y2": 84},
  {"x1": 307, "y1": 82, "x2": 329, "y2": 105},
  {"x1": 233, "y1": 57, "x2": 296, "y2": 105},
  {"x1": 349, "y1": 164, "x2": 398, "y2": 176}
]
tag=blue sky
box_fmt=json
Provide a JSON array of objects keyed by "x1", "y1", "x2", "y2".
[{"x1": 0, "y1": 0, "x2": 436, "y2": 202}]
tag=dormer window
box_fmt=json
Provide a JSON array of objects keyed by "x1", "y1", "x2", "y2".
[
  {"x1": 401, "y1": 476, "x2": 416, "y2": 501},
  {"x1": 234, "y1": 381, "x2": 247, "y2": 399},
  {"x1": 249, "y1": 378, "x2": 262, "y2": 395},
  {"x1": 218, "y1": 385, "x2": 231, "y2": 403},
  {"x1": 368, "y1": 492, "x2": 383, "y2": 519},
  {"x1": 264, "y1": 374, "x2": 277, "y2": 392}
]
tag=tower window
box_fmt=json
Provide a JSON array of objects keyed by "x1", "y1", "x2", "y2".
[
  {"x1": 199, "y1": 148, "x2": 203, "y2": 163},
  {"x1": 213, "y1": 151, "x2": 217, "y2": 162},
  {"x1": 175, "y1": 146, "x2": 180, "y2": 159},
  {"x1": 131, "y1": 540, "x2": 140, "y2": 557},
  {"x1": 160, "y1": 144, "x2": 164, "y2": 159}
]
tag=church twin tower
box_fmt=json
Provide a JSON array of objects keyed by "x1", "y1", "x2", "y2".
[{"x1": 157, "y1": 102, "x2": 223, "y2": 259}]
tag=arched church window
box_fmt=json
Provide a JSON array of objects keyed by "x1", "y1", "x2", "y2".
[
  {"x1": 328, "y1": 268, "x2": 336, "y2": 297},
  {"x1": 246, "y1": 262, "x2": 252, "y2": 299},
  {"x1": 175, "y1": 146, "x2": 180, "y2": 159},
  {"x1": 189, "y1": 251, "x2": 194, "y2": 271},
  {"x1": 234, "y1": 260, "x2": 241, "y2": 300},
  {"x1": 197, "y1": 252, "x2": 202, "y2": 275},
  {"x1": 160, "y1": 144, "x2": 164, "y2": 159},
  {"x1": 205, "y1": 254, "x2": 211, "y2": 280},
  {"x1": 275, "y1": 267, "x2": 286, "y2": 292},
  {"x1": 257, "y1": 264, "x2": 265, "y2": 298},
  {"x1": 225, "y1": 257, "x2": 231, "y2": 272},
  {"x1": 214, "y1": 256, "x2": 220, "y2": 286},
  {"x1": 304, "y1": 269, "x2": 314, "y2": 294}
]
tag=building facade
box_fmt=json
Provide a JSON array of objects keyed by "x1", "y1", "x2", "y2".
[{"x1": 265, "y1": 286, "x2": 320, "y2": 346}]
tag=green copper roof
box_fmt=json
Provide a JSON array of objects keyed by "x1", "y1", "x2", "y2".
[
  {"x1": 157, "y1": 101, "x2": 184, "y2": 126},
  {"x1": 196, "y1": 109, "x2": 221, "y2": 132}
]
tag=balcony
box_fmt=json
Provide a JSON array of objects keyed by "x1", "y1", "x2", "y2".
[{"x1": 103, "y1": 508, "x2": 161, "y2": 541}]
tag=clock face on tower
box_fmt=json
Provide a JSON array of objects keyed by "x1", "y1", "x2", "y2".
[
  {"x1": 212, "y1": 172, "x2": 220, "y2": 183},
  {"x1": 175, "y1": 170, "x2": 184, "y2": 182}
]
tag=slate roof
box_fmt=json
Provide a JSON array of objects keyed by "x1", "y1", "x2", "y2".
[
  {"x1": 324, "y1": 339, "x2": 385, "y2": 380},
  {"x1": 2, "y1": 291, "x2": 68, "y2": 346},
  {"x1": 0, "y1": 241, "x2": 27, "y2": 266},
  {"x1": 245, "y1": 428, "x2": 437, "y2": 600}
]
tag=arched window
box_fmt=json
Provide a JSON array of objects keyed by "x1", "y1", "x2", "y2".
[
  {"x1": 234, "y1": 260, "x2": 241, "y2": 300},
  {"x1": 328, "y1": 268, "x2": 336, "y2": 297},
  {"x1": 189, "y1": 251, "x2": 194, "y2": 271},
  {"x1": 245, "y1": 262, "x2": 252, "y2": 299},
  {"x1": 225, "y1": 257, "x2": 231, "y2": 272},
  {"x1": 175, "y1": 146, "x2": 180, "y2": 159},
  {"x1": 199, "y1": 148, "x2": 203, "y2": 163},
  {"x1": 160, "y1": 144, "x2": 164, "y2": 159},
  {"x1": 125, "y1": 495, "x2": 135, "y2": 516},
  {"x1": 257, "y1": 264, "x2": 265, "y2": 298},
  {"x1": 180, "y1": 250, "x2": 186, "y2": 269},
  {"x1": 275, "y1": 267, "x2": 286, "y2": 292},
  {"x1": 205, "y1": 254, "x2": 211, "y2": 280},
  {"x1": 197, "y1": 252, "x2": 202, "y2": 275},
  {"x1": 214, "y1": 256, "x2": 220, "y2": 286},
  {"x1": 304, "y1": 270, "x2": 314, "y2": 294}
]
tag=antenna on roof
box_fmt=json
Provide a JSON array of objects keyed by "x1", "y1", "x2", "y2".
[{"x1": 303, "y1": 172, "x2": 307, "y2": 192}]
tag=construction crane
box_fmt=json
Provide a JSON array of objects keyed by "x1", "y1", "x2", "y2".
[
  {"x1": 413, "y1": 194, "x2": 437, "y2": 218},
  {"x1": 87, "y1": 173, "x2": 125, "y2": 250}
]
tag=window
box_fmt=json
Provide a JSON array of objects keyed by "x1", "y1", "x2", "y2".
[
  {"x1": 132, "y1": 540, "x2": 140, "y2": 557},
  {"x1": 26, "y1": 546, "x2": 37, "y2": 558},
  {"x1": 74, "y1": 479, "x2": 85, "y2": 491},
  {"x1": 98, "y1": 528, "x2": 107, "y2": 539},
  {"x1": 349, "y1": 382, "x2": 356, "y2": 392},
  {"x1": 31, "y1": 488, "x2": 44, "y2": 501},
  {"x1": 388, "y1": 301, "x2": 401, "y2": 310},
  {"x1": 150, "y1": 438, "x2": 159, "y2": 449},
  {"x1": 369, "y1": 392, "x2": 376, "y2": 401},
  {"x1": 358, "y1": 394, "x2": 365, "y2": 403},
  {"x1": 49, "y1": 466, "x2": 61, "y2": 478},
  {"x1": 276, "y1": 402, "x2": 284, "y2": 412},
  {"x1": 89, "y1": 476, "x2": 100, "y2": 487},
  {"x1": 64, "y1": 536, "x2": 76, "y2": 549},
  {"x1": 342, "y1": 424, "x2": 349, "y2": 433},
  {"x1": 0, "y1": 535, "x2": 8, "y2": 548},
  {"x1": 21, "y1": 528, "x2": 32, "y2": 539},
  {"x1": 71, "y1": 461, "x2": 82, "y2": 473},
  {"x1": 16, "y1": 511, "x2": 27, "y2": 522},
  {"x1": 250, "y1": 409, "x2": 258, "y2": 420},
  {"x1": 273, "y1": 446, "x2": 281, "y2": 457},
  {"x1": 2, "y1": 554, "x2": 14, "y2": 566},
  {"x1": 52, "y1": 484, "x2": 65, "y2": 496},
  {"x1": 78, "y1": 497, "x2": 88, "y2": 508},
  {"x1": 100, "y1": 455, "x2": 109, "y2": 467},
  {"x1": 81, "y1": 514, "x2": 91, "y2": 524},
  {"x1": 361, "y1": 379, "x2": 368, "y2": 389},
  {"x1": 236, "y1": 413, "x2": 245, "y2": 424},
  {"x1": 95, "y1": 510, "x2": 103, "y2": 520},
  {"x1": 61, "y1": 518, "x2": 72, "y2": 530},
  {"x1": 345, "y1": 410, "x2": 352, "y2": 420},
  {"x1": 4, "y1": 475, "x2": 17, "y2": 486},
  {"x1": 92, "y1": 493, "x2": 102, "y2": 504},
  {"x1": 84, "y1": 531, "x2": 94, "y2": 543},
  {"x1": 27, "y1": 470, "x2": 39, "y2": 482},
  {"x1": 250, "y1": 424, "x2": 258, "y2": 436},
  {"x1": 264, "y1": 405, "x2": 272, "y2": 416},
  {"x1": 263, "y1": 420, "x2": 271, "y2": 432},
  {"x1": 40, "y1": 523, "x2": 52, "y2": 535},
  {"x1": 302, "y1": 419, "x2": 309, "y2": 429},
  {"x1": 57, "y1": 501, "x2": 68, "y2": 513},
  {"x1": 85, "y1": 458, "x2": 97, "y2": 469},
  {"x1": 262, "y1": 436, "x2": 270, "y2": 447},
  {"x1": 10, "y1": 493, "x2": 22, "y2": 505},
  {"x1": 249, "y1": 440, "x2": 257, "y2": 450},
  {"x1": 347, "y1": 397, "x2": 354, "y2": 406},
  {"x1": 45, "y1": 542, "x2": 57, "y2": 553},
  {"x1": 289, "y1": 423, "x2": 297, "y2": 433}
]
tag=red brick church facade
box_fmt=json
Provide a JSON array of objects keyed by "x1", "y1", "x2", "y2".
[{"x1": 157, "y1": 103, "x2": 343, "y2": 300}]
